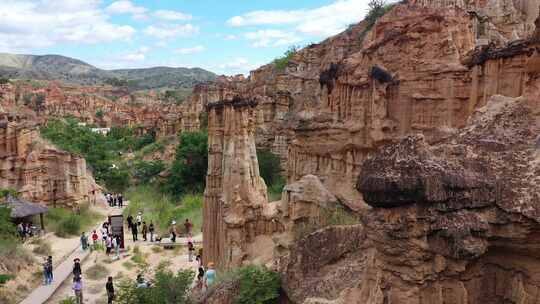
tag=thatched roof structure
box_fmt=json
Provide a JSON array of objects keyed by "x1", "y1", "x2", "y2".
[{"x1": 1, "y1": 195, "x2": 48, "y2": 218}]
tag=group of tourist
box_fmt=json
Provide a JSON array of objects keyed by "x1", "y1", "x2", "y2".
[
  {"x1": 126, "y1": 211, "x2": 158, "y2": 242},
  {"x1": 17, "y1": 222, "x2": 36, "y2": 241},
  {"x1": 105, "y1": 193, "x2": 123, "y2": 208}
]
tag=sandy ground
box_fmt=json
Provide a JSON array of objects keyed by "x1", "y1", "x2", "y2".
[{"x1": 45, "y1": 227, "x2": 201, "y2": 303}]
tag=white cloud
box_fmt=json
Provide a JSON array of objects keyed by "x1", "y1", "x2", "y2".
[
  {"x1": 218, "y1": 57, "x2": 260, "y2": 75},
  {"x1": 244, "y1": 30, "x2": 301, "y2": 48},
  {"x1": 106, "y1": 1, "x2": 147, "y2": 17},
  {"x1": 175, "y1": 45, "x2": 205, "y2": 55},
  {"x1": 120, "y1": 46, "x2": 150, "y2": 62},
  {"x1": 0, "y1": 0, "x2": 135, "y2": 52},
  {"x1": 224, "y1": 34, "x2": 237, "y2": 40},
  {"x1": 227, "y1": 0, "x2": 371, "y2": 37},
  {"x1": 144, "y1": 24, "x2": 199, "y2": 40},
  {"x1": 153, "y1": 10, "x2": 192, "y2": 21}
]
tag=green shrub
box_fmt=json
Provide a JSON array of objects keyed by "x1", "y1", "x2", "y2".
[
  {"x1": 365, "y1": 0, "x2": 394, "y2": 30},
  {"x1": 257, "y1": 150, "x2": 285, "y2": 201},
  {"x1": 272, "y1": 46, "x2": 298, "y2": 72},
  {"x1": 0, "y1": 274, "x2": 13, "y2": 285},
  {"x1": 57, "y1": 214, "x2": 81, "y2": 237},
  {"x1": 236, "y1": 265, "x2": 281, "y2": 304},
  {"x1": 0, "y1": 77, "x2": 9, "y2": 85},
  {"x1": 58, "y1": 296, "x2": 77, "y2": 304},
  {"x1": 95, "y1": 109, "x2": 104, "y2": 118},
  {"x1": 163, "y1": 131, "x2": 208, "y2": 196},
  {"x1": 46, "y1": 204, "x2": 101, "y2": 238},
  {"x1": 116, "y1": 267, "x2": 194, "y2": 304}
]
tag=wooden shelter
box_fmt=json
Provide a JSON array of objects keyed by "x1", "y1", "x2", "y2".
[{"x1": 2, "y1": 195, "x2": 48, "y2": 229}]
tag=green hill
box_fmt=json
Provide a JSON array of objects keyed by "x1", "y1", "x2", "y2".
[{"x1": 0, "y1": 53, "x2": 216, "y2": 91}]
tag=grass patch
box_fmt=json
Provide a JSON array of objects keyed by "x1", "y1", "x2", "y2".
[
  {"x1": 123, "y1": 186, "x2": 203, "y2": 235},
  {"x1": 122, "y1": 261, "x2": 135, "y2": 270},
  {"x1": 58, "y1": 296, "x2": 77, "y2": 304},
  {"x1": 32, "y1": 240, "x2": 52, "y2": 256},
  {"x1": 0, "y1": 238, "x2": 34, "y2": 273},
  {"x1": 86, "y1": 263, "x2": 109, "y2": 280},
  {"x1": 151, "y1": 246, "x2": 163, "y2": 253},
  {"x1": 44, "y1": 203, "x2": 102, "y2": 237}
]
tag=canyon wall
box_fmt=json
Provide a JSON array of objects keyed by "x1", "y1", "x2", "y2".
[
  {"x1": 0, "y1": 114, "x2": 101, "y2": 207},
  {"x1": 201, "y1": 1, "x2": 540, "y2": 303},
  {"x1": 0, "y1": 81, "x2": 187, "y2": 138}
]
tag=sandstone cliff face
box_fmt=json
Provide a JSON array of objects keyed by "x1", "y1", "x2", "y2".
[
  {"x1": 0, "y1": 81, "x2": 187, "y2": 138},
  {"x1": 203, "y1": 98, "x2": 283, "y2": 269},
  {"x1": 0, "y1": 115, "x2": 101, "y2": 207},
  {"x1": 200, "y1": 1, "x2": 540, "y2": 303}
]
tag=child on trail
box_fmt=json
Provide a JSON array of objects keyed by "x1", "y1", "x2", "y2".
[
  {"x1": 188, "y1": 242, "x2": 195, "y2": 262},
  {"x1": 149, "y1": 222, "x2": 155, "y2": 242},
  {"x1": 142, "y1": 222, "x2": 148, "y2": 241},
  {"x1": 196, "y1": 248, "x2": 203, "y2": 266},
  {"x1": 197, "y1": 266, "x2": 205, "y2": 289},
  {"x1": 91, "y1": 230, "x2": 99, "y2": 245},
  {"x1": 106, "y1": 276, "x2": 115, "y2": 304},
  {"x1": 73, "y1": 276, "x2": 83, "y2": 304},
  {"x1": 204, "y1": 262, "x2": 216, "y2": 288}
]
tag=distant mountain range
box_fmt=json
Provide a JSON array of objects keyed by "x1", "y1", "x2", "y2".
[{"x1": 0, "y1": 53, "x2": 216, "y2": 91}]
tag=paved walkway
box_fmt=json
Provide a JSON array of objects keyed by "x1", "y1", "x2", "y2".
[{"x1": 20, "y1": 201, "x2": 126, "y2": 304}]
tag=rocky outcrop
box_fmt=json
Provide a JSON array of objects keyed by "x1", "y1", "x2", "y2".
[
  {"x1": 0, "y1": 115, "x2": 101, "y2": 207},
  {"x1": 203, "y1": 98, "x2": 283, "y2": 269}
]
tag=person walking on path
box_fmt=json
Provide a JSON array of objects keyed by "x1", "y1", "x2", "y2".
[
  {"x1": 45, "y1": 256, "x2": 53, "y2": 285},
  {"x1": 127, "y1": 214, "x2": 133, "y2": 231},
  {"x1": 101, "y1": 225, "x2": 108, "y2": 246},
  {"x1": 18, "y1": 222, "x2": 25, "y2": 241},
  {"x1": 106, "y1": 234, "x2": 113, "y2": 255},
  {"x1": 73, "y1": 258, "x2": 82, "y2": 278},
  {"x1": 132, "y1": 221, "x2": 138, "y2": 242},
  {"x1": 184, "y1": 219, "x2": 193, "y2": 237},
  {"x1": 136, "y1": 212, "x2": 142, "y2": 227},
  {"x1": 42, "y1": 257, "x2": 50, "y2": 285},
  {"x1": 73, "y1": 276, "x2": 83, "y2": 304},
  {"x1": 142, "y1": 222, "x2": 148, "y2": 241},
  {"x1": 118, "y1": 194, "x2": 123, "y2": 208},
  {"x1": 188, "y1": 242, "x2": 195, "y2": 262},
  {"x1": 196, "y1": 248, "x2": 203, "y2": 266},
  {"x1": 196, "y1": 266, "x2": 205, "y2": 290},
  {"x1": 80, "y1": 232, "x2": 89, "y2": 251},
  {"x1": 169, "y1": 221, "x2": 177, "y2": 243},
  {"x1": 106, "y1": 276, "x2": 115, "y2": 304},
  {"x1": 112, "y1": 235, "x2": 119, "y2": 259},
  {"x1": 149, "y1": 222, "x2": 155, "y2": 242}
]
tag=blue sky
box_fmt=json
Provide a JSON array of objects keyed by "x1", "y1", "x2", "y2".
[{"x1": 0, "y1": 0, "x2": 372, "y2": 75}]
